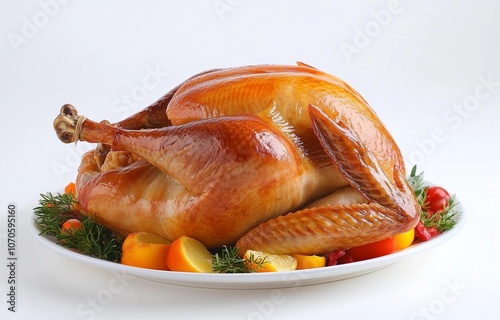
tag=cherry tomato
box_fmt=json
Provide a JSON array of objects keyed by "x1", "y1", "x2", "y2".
[
  {"x1": 426, "y1": 186, "x2": 451, "y2": 214},
  {"x1": 345, "y1": 237, "x2": 396, "y2": 261}
]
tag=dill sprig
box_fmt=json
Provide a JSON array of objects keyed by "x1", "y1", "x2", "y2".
[
  {"x1": 34, "y1": 192, "x2": 123, "y2": 262},
  {"x1": 212, "y1": 245, "x2": 268, "y2": 273}
]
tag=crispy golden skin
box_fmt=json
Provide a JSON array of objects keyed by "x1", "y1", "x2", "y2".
[{"x1": 53, "y1": 63, "x2": 419, "y2": 254}]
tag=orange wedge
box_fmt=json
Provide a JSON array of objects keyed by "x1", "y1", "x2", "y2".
[
  {"x1": 395, "y1": 228, "x2": 415, "y2": 250},
  {"x1": 166, "y1": 236, "x2": 213, "y2": 272},
  {"x1": 121, "y1": 232, "x2": 171, "y2": 270},
  {"x1": 292, "y1": 254, "x2": 326, "y2": 270},
  {"x1": 244, "y1": 250, "x2": 297, "y2": 272}
]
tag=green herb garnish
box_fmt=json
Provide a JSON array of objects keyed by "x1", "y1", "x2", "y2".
[
  {"x1": 34, "y1": 192, "x2": 80, "y2": 236},
  {"x1": 420, "y1": 195, "x2": 459, "y2": 232},
  {"x1": 407, "y1": 165, "x2": 459, "y2": 232},
  {"x1": 212, "y1": 245, "x2": 268, "y2": 273},
  {"x1": 34, "y1": 192, "x2": 122, "y2": 262},
  {"x1": 407, "y1": 165, "x2": 427, "y2": 208}
]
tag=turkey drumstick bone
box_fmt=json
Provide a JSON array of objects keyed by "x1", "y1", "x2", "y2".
[{"x1": 52, "y1": 104, "x2": 310, "y2": 247}]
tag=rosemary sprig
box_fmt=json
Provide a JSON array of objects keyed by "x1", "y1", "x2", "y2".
[
  {"x1": 407, "y1": 165, "x2": 427, "y2": 208},
  {"x1": 407, "y1": 165, "x2": 460, "y2": 232},
  {"x1": 212, "y1": 246, "x2": 246, "y2": 273},
  {"x1": 34, "y1": 192, "x2": 81, "y2": 236},
  {"x1": 57, "y1": 216, "x2": 122, "y2": 262},
  {"x1": 420, "y1": 195, "x2": 459, "y2": 232},
  {"x1": 212, "y1": 245, "x2": 268, "y2": 273},
  {"x1": 33, "y1": 192, "x2": 123, "y2": 262}
]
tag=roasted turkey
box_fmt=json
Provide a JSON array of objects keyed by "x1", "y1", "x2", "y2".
[{"x1": 53, "y1": 63, "x2": 419, "y2": 255}]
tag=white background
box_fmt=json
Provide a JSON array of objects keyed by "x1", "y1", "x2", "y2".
[{"x1": 1, "y1": 0, "x2": 499, "y2": 319}]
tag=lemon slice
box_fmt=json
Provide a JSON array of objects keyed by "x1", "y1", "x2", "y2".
[
  {"x1": 394, "y1": 228, "x2": 415, "y2": 250},
  {"x1": 244, "y1": 250, "x2": 297, "y2": 272}
]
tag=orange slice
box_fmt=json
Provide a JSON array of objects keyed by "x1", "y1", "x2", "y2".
[
  {"x1": 292, "y1": 254, "x2": 326, "y2": 270},
  {"x1": 121, "y1": 232, "x2": 171, "y2": 270},
  {"x1": 166, "y1": 236, "x2": 213, "y2": 272},
  {"x1": 244, "y1": 250, "x2": 297, "y2": 272}
]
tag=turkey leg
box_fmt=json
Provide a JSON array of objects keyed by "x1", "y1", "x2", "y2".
[
  {"x1": 90, "y1": 68, "x2": 222, "y2": 159},
  {"x1": 53, "y1": 105, "x2": 311, "y2": 247}
]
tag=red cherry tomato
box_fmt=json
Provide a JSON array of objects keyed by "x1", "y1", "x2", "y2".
[
  {"x1": 345, "y1": 237, "x2": 397, "y2": 261},
  {"x1": 426, "y1": 186, "x2": 450, "y2": 214}
]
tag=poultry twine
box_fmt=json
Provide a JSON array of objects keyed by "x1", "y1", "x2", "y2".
[{"x1": 74, "y1": 115, "x2": 87, "y2": 144}]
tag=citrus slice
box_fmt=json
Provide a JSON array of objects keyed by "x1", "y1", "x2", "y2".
[
  {"x1": 292, "y1": 254, "x2": 326, "y2": 270},
  {"x1": 244, "y1": 250, "x2": 297, "y2": 272},
  {"x1": 121, "y1": 232, "x2": 171, "y2": 270},
  {"x1": 166, "y1": 236, "x2": 213, "y2": 273},
  {"x1": 395, "y1": 228, "x2": 415, "y2": 250}
]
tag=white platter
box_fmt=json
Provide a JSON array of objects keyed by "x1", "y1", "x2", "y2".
[{"x1": 30, "y1": 200, "x2": 465, "y2": 290}]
